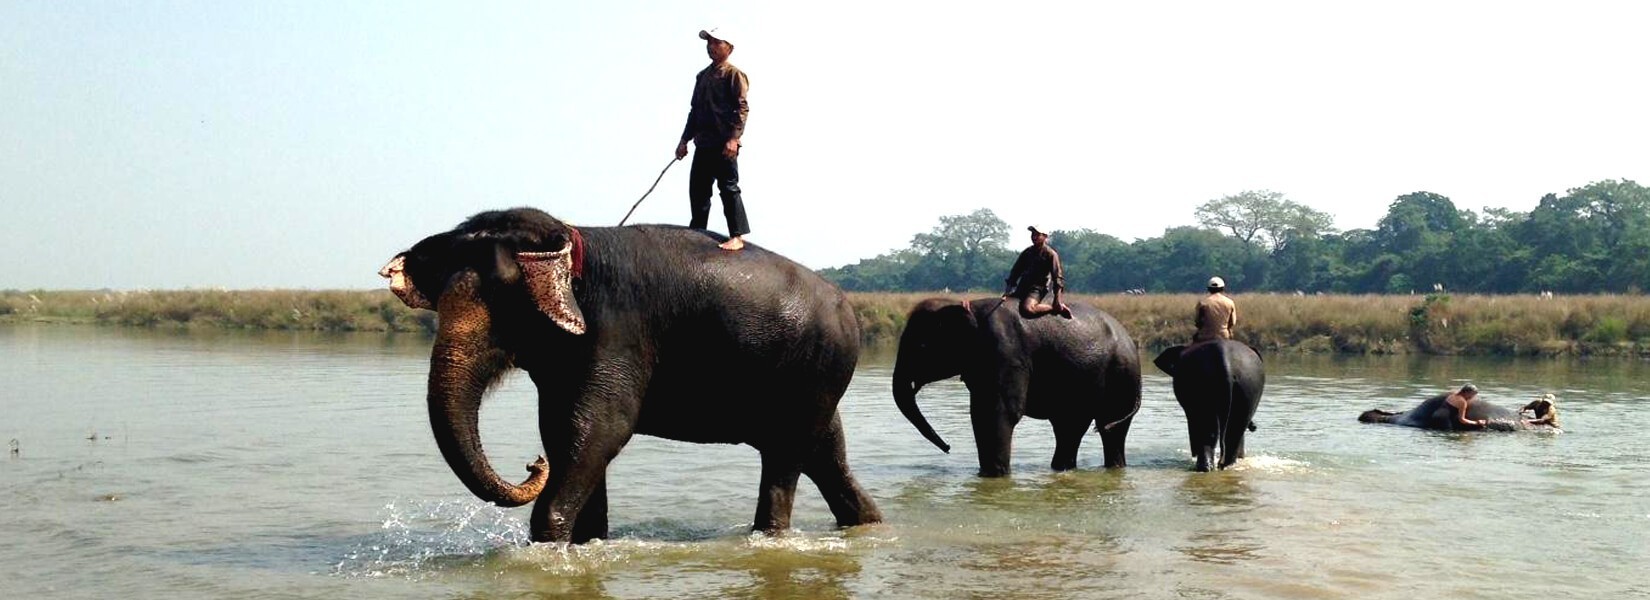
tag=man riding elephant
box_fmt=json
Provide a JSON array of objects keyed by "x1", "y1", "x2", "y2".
[{"x1": 1002, "y1": 226, "x2": 1072, "y2": 319}]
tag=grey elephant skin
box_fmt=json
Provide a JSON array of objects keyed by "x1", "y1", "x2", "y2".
[
  {"x1": 893, "y1": 298, "x2": 1143, "y2": 476},
  {"x1": 1153, "y1": 340, "x2": 1265, "y2": 471},
  {"x1": 1359, "y1": 394, "x2": 1528, "y2": 431},
  {"x1": 382, "y1": 208, "x2": 882, "y2": 543}
]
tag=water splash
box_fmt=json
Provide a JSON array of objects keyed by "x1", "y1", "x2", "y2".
[
  {"x1": 1228, "y1": 454, "x2": 1313, "y2": 473},
  {"x1": 331, "y1": 498, "x2": 529, "y2": 578},
  {"x1": 331, "y1": 499, "x2": 888, "y2": 580}
]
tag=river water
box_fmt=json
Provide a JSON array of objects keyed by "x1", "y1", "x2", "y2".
[{"x1": 2, "y1": 323, "x2": 1647, "y2": 599}]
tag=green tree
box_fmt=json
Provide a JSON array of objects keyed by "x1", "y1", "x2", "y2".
[
  {"x1": 909, "y1": 209, "x2": 1014, "y2": 291},
  {"x1": 1049, "y1": 228, "x2": 1134, "y2": 292},
  {"x1": 1370, "y1": 192, "x2": 1465, "y2": 291},
  {"x1": 1196, "y1": 190, "x2": 1335, "y2": 254},
  {"x1": 819, "y1": 249, "x2": 923, "y2": 291},
  {"x1": 1132, "y1": 227, "x2": 1253, "y2": 292},
  {"x1": 1512, "y1": 180, "x2": 1650, "y2": 292}
]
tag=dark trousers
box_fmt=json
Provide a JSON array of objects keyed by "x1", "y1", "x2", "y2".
[{"x1": 688, "y1": 146, "x2": 750, "y2": 237}]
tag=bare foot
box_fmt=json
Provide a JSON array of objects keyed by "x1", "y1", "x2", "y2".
[{"x1": 719, "y1": 236, "x2": 745, "y2": 251}]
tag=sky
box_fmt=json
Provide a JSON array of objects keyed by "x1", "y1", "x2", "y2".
[{"x1": 3, "y1": 1, "x2": 1648, "y2": 290}]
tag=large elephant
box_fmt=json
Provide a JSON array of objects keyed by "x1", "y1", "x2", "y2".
[
  {"x1": 379, "y1": 208, "x2": 882, "y2": 543},
  {"x1": 892, "y1": 298, "x2": 1142, "y2": 476},
  {"x1": 1153, "y1": 340, "x2": 1265, "y2": 471},
  {"x1": 1359, "y1": 394, "x2": 1529, "y2": 431}
]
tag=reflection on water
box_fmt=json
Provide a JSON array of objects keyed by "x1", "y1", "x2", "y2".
[
  {"x1": 3, "y1": 323, "x2": 1650, "y2": 599},
  {"x1": 1174, "y1": 471, "x2": 1262, "y2": 565}
]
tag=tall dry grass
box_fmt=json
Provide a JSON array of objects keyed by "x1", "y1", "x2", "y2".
[
  {"x1": 6, "y1": 289, "x2": 1650, "y2": 356},
  {"x1": 0, "y1": 289, "x2": 433, "y2": 333},
  {"x1": 849, "y1": 291, "x2": 1650, "y2": 356}
]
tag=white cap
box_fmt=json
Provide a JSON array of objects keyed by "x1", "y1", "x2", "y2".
[
  {"x1": 699, "y1": 27, "x2": 736, "y2": 45},
  {"x1": 1207, "y1": 276, "x2": 1226, "y2": 290}
]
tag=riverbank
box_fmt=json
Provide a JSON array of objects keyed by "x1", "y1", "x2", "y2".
[{"x1": 5, "y1": 289, "x2": 1649, "y2": 356}]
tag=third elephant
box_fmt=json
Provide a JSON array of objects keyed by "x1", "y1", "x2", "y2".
[
  {"x1": 892, "y1": 298, "x2": 1143, "y2": 476},
  {"x1": 1153, "y1": 340, "x2": 1266, "y2": 472}
]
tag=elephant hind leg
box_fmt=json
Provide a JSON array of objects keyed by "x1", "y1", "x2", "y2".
[
  {"x1": 1050, "y1": 417, "x2": 1092, "y2": 471},
  {"x1": 803, "y1": 415, "x2": 884, "y2": 527},
  {"x1": 1099, "y1": 416, "x2": 1132, "y2": 468}
]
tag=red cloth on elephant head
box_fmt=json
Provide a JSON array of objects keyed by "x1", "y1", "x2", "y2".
[{"x1": 569, "y1": 226, "x2": 586, "y2": 279}]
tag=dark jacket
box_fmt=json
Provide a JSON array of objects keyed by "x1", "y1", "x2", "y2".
[
  {"x1": 1005, "y1": 245, "x2": 1064, "y2": 296},
  {"x1": 680, "y1": 62, "x2": 750, "y2": 147}
]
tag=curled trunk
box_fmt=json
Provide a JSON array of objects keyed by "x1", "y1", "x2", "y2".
[
  {"x1": 894, "y1": 372, "x2": 950, "y2": 453},
  {"x1": 427, "y1": 275, "x2": 548, "y2": 507}
]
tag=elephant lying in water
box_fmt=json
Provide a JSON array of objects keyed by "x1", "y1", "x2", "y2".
[
  {"x1": 1359, "y1": 394, "x2": 1535, "y2": 431},
  {"x1": 380, "y1": 208, "x2": 882, "y2": 543}
]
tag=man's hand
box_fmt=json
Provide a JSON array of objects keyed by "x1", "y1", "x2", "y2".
[
  {"x1": 675, "y1": 142, "x2": 689, "y2": 160},
  {"x1": 723, "y1": 138, "x2": 739, "y2": 159}
]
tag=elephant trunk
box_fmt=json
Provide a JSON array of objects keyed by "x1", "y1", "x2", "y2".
[
  {"x1": 894, "y1": 371, "x2": 951, "y2": 453},
  {"x1": 427, "y1": 275, "x2": 548, "y2": 507}
]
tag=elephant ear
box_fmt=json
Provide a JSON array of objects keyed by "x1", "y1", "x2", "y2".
[
  {"x1": 940, "y1": 300, "x2": 978, "y2": 330},
  {"x1": 515, "y1": 244, "x2": 586, "y2": 335},
  {"x1": 379, "y1": 254, "x2": 434, "y2": 310},
  {"x1": 1153, "y1": 345, "x2": 1185, "y2": 377}
]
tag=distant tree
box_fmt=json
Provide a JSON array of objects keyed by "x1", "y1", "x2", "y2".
[
  {"x1": 1375, "y1": 192, "x2": 1464, "y2": 250},
  {"x1": 909, "y1": 209, "x2": 1015, "y2": 291},
  {"x1": 1513, "y1": 179, "x2": 1650, "y2": 292},
  {"x1": 1450, "y1": 210, "x2": 1528, "y2": 292},
  {"x1": 1196, "y1": 190, "x2": 1334, "y2": 254},
  {"x1": 819, "y1": 179, "x2": 1650, "y2": 294},
  {"x1": 1049, "y1": 228, "x2": 1132, "y2": 292},
  {"x1": 1131, "y1": 226, "x2": 1253, "y2": 292},
  {"x1": 1369, "y1": 192, "x2": 1466, "y2": 291},
  {"x1": 819, "y1": 249, "x2": 923, "y2": 291}
]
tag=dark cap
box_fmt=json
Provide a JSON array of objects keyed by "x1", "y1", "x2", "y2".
[{"x1": 1027, "y1": 226, "x2": 1046, "y2": 236}]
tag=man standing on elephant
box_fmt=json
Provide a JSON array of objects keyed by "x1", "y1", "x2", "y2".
[
  {"x1": 1003, "y1": 226, "x2": 1071, "y2": 318},
  {"x1": 1193, "y1": 276, "x2": 1237, "y2": 342},
  {"x1": 675, "y1": 27, "x2": 751, "y2": 251}
]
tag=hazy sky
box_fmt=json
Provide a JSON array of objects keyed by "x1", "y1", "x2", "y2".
[{"x1": 4, "y1": 1, "x2": 1647, "y2": 289}]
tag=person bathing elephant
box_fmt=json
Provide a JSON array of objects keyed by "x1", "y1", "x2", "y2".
[
  {"x1": 892, "y1": 297, "x2": 1142, "y2": 476},
  {"x1": 1359, "y1": 384, "x2": 1544, "y2": 431},
  {"x1": 1153, "y1": 339, "x2": 1265, "y2": 471},
  {"x1": 378, "y1": 207, "x2": 882, "y2": 543}
]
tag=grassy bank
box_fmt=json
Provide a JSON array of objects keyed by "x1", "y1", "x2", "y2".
[
  {"x1": 0, "y1": 289, "x2": 434, "y2": 333},
  {"x1": 6, "y1": 289, "x2": 1650, "y2": 356}
]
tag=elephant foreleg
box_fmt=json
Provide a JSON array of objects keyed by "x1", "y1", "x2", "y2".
[
  {"x1": 570, "y1": 478, "x2": 608, "y2": 544},
  {"x1": 531, "y1": 452, "x2": 620, "y2": 543},
  {"x1": 971, "y1": 400, "x2": 1020, "y2": 477},
  {"x1": 529, "y1": 389, "x2": 637, "y2": 543},
  {"x1": 802, "y1": 414, "x2": 884, "y2": 527},
  {"x1": 754, "y1": 450, "x2": 804, "y2": 533},
  {"x1": 1050, "y1": 417, "x2": 1092, "y2": 471}
]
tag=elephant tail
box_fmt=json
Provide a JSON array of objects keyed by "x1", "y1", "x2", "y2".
[
  {"x1": 1220, "y1": 364, "x2": 1238, "y2": 466},
  {"x1": 1097, "y1": 382, "x2": 1141, "y2": 433}
]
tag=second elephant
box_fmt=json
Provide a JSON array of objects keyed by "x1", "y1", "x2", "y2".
[
  {"x1": 893, "y1": 298, "x2": 1143, "y2": 476},
  {"x1": 1153, "y1": 340, "x2": 1265, "y2": 471}
]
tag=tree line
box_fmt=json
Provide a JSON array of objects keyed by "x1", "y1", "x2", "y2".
[{"x1": 820, "y1": 179, "x2": 1650, "y2": 294}]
